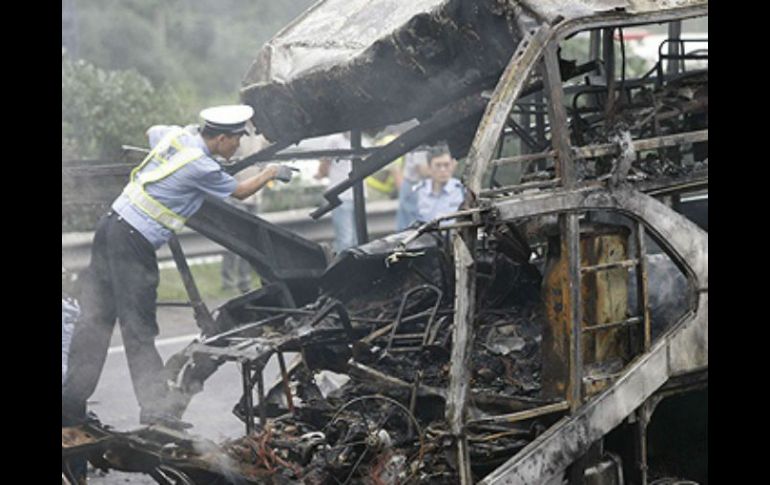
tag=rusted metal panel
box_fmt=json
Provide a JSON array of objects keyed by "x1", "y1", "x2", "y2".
[
  {"x1": 580, "y1": 225, "x2": 631, "y2": 368},
  {"x1": 542, "y1": 221, "x2": 631, "y2": 403},
  {"x1": 564, "y1": 210, "x2": 583, "y2": 412},
  {"x1": 541, "y1": 227, "x2": 571, "y2": 401}
]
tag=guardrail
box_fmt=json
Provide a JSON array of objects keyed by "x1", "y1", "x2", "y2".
[{"x1": 62, "y1": 200, "x2": 398, "y2": 271}]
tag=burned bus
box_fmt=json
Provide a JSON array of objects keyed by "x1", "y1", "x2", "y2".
[{"x1": 63, "y1": 0, "x2": 707, "y2": 483}]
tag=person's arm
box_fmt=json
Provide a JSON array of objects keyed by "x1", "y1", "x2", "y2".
[
  {"x1": 231, "y1": 164, "x2": 280, "y2": 200},
  {"x1": 316, "y1": 159, "x2": 331, "y2": 179},
  {"x1": 391, "y1": 162, "x2": 403, "y2": 188}
]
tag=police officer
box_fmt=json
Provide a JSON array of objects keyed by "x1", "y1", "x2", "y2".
[
  {"x1": 62, "y1": 105, "x2": 294, "y2": 428},
  {"x1": 414, "y1": 144, "x2": 465, "y2": 224}
]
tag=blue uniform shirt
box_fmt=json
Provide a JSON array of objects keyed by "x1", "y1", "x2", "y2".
[
  {"x1": 112, "y1": 125, "x2": 238, "y2": 248},
  {"x1": 415, "y1": 178, "x2": 465, "y2": 224}
]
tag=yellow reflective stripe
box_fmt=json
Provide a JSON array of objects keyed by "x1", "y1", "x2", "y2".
[
  {"x1": 124, "y1": 127, "x2": 204, "y2": 232},
  {"x1": 123, "y1": 182, "x2": 187, "y2": 232},
  {"x1": 139, "y1": 148, "x2": 203, "y2": 184},
  {"x1": 130, "y1": 127, "x2": 186, "y2": 181},
  {"x1": 365, "y1": 134, "x2": 402, "y2": 194},
  {"x1": 153, "y1": 127, "x2": 185, "y2": 154},
  {"x1": 365, "y1": 175, "x2": 395, "y2": 194}
]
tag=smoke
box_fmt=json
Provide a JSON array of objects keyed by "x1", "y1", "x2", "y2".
[
  {"x1": 192, "y1": 438, "x2": 243, "y2": 484},
  {"x1": 629, "y1": 253, "x2": 689, "y2": 338}
]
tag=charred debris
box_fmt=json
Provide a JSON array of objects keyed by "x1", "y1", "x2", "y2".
[
  {"x1": 63, "y1": 0, "x2": 707, "y2": 483},
  {"x1": 63, "y1": 199, "x2": 704, "y2": 484},
  {"x1": 67, "y1": 225, "x2": 551, "y2": 483}
]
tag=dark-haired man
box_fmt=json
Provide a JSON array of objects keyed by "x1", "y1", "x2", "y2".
[{"x1": 414, "y1": 144, "x2": 465, "y2": 224}]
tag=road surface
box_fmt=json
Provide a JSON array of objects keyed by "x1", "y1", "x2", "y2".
[{"x1": 84, "y1": 302, "x2": 282, "y2": 484}]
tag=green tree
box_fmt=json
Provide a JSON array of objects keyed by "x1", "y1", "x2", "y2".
[
  {"x1": 62, "y1": 50, "x2": 190, "y2": 159},
  {"x1": 71, "y1": 0, "x2": 315, "y2": 106}
]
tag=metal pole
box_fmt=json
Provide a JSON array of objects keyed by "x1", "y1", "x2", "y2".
[
  {"x1": 520, "y1": 104, "x2": 532, "y2": 156},
  {"x1": 603, "y1": 28, "x2": 617, "y2": 123},
  {"x1": 588, "y1": 29, "x2": 602, "y2": 110},
  {"x1": 603, "y1": 28, "x2": 615, "y2": 86},
  {"x1": 534, "y1": 91, "x2": 546, "y2": 169},
  {"x1": 408, "y1": 371, "x2": 422, "y2": 439},
  {"x1": 464, "y1": 25, "x2": 551, "y2": 194},
  {"x1": 542, "y1": 44, "x2": 575, "y2": 188},
  {"x1": 543, "y1": 42, "x2": 582, "y2": 411},
  {"x1": 277, "y1": 352, "x2": 295, "y2": 413},
  {"x1": 636, "y1": 222, "x2": 651, "y2": 352},
  {"x1": 590, "y1": 30, "x2": 602, "y2": 75},
  {"x1": 351, "y1": 130, "x2": 369, "y2": 244},
  {"x1": 447, "y1": 230, "x2": 477, "y2": 485},
  {"x1": 167, "y1": 235, "x2": 216, "y2": 335},
  {"x1": 256, "y1": 367, "x2": 266, "y2": 427},
  {"x1": 635, "y1": 402, "x2": 652, "y2": 484},
  {"x1": 241, "y1": 362, "x2": 254, "y2": 435},
  {"x1": 667, "y1": 21, "x2": 682, "y2": 77}
]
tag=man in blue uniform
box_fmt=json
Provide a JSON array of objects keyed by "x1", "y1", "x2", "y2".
[
  {"x1": 415, "y1": 144, "x2": 466, "y2": 224},
  {"x1": 62, "y1": 105, "x2": 293, "y2": 428}
]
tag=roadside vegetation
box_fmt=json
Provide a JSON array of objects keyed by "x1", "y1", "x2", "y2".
[
  {"x1": 157, "y1": 260, "x2": 261, "y2": 302},
  {"x1": 62, "y1": 0, "x2": 314, "y2": 161}
]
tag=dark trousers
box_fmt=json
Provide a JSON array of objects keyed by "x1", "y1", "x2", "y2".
[
  {"x1": 62, "y1": 211, "x2": 167, "y2": 418},
  {"x1": 220, "y1": 200, "x2": 255, "y2": 293},
  {"x1": 221, "y1": 251, "x2": 252, "y2": 292}
]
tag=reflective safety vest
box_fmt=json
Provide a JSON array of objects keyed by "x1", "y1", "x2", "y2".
[
  {"x1": 365, "y1": 135, "x2": 403, "y2": 198},
  {"x1": 121, "y1": 128, "x2": 205, "y2": 232}
]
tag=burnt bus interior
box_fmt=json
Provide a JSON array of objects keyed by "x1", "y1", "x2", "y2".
[{"x1": 63, "y1": 1, "x2": 707, "y2": 484}]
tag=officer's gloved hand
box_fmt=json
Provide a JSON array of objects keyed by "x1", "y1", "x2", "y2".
[{"x1": 274, "y1": 165, "x2": 297, "y2": 183}]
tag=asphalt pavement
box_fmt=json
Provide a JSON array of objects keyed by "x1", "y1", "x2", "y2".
[{"x1": 84, "y1": 303, "x2": 282, "y2": 484}]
